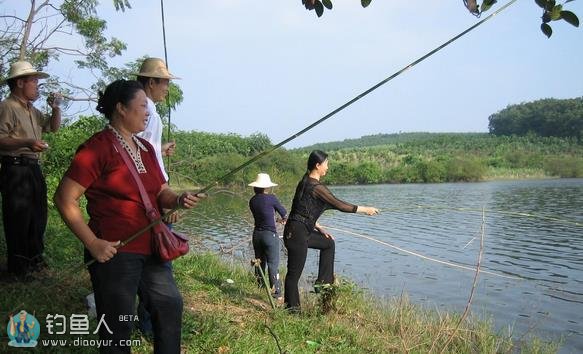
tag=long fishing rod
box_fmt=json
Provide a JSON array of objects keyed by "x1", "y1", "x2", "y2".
[
  {"x1": 85, "y1": 0, "x2": 518, "y2": 266},
  {"x1": 191, "y1": 0, "x2": 518, "y2": 196},
  {"x1": 160, "y1": 0, "x2": 173, "y2": 173}
]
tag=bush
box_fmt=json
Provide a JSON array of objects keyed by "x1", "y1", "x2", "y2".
[
  {"x1": 384, "y1": 165, "x2": 420, "y2": 183},
  {"x1": 354, "y1": 161, "x2": 383, "y2": 184},
  {"x1": 325, "y1": 162, "x2": 355, "y2": 185},
  {"x1": 543, "y1": 156, "x2": 583, "y2": 177},
  {"x1": 42, "y1": 116, "x2": 106, "y2": 204},
  {"x1": 445, "y1": 157, "x2": 486, "y2": 182},
  {"x1": 414, "y1": 159, "x2": 446, "y2": 183}
]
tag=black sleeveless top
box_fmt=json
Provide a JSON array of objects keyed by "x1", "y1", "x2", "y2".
[{"x1": 288, "y1": 176, "x2": 357, "y2": 231}]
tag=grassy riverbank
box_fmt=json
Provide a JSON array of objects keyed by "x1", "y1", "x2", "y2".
[{"x1": 0, "y1": 211, "x2": 560, "y2": 353}]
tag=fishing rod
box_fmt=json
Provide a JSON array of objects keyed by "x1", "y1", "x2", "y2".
[
  {"x1": 160, "y1": 0, "x2": 173, "y2": 174},
  {"x1": 85, "y1": 0, "x2": 518, "y2": 266}
]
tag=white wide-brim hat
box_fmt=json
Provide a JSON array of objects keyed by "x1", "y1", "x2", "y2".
[
  {"x1": 3, "y1": 61, "x2": 49, "y2": 82},
  {"x1": 248, "y1": 173, "x2": 278, "y2": 188},
  {"x1": 133, "y1": 57, "x2": 180, "y2": 80}
]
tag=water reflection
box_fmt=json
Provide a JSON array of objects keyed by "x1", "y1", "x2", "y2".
[{"x1": 180, "y1": 179, "x2": 583, "y2": 353}]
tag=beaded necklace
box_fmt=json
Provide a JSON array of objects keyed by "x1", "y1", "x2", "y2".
[{"x1": 108, "y1": 124, "x2": 148, "y2": 174}]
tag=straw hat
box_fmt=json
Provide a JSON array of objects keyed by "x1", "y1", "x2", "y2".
[
  {"x1": 134, "y1": 57, "x2": 180, "y2": 80},
  {"x1": 248, "y1": 173, "x2": 278, "y2": 188},
  {"x1": 3, "y1": 61, "x2": 49, "y2": 82}
]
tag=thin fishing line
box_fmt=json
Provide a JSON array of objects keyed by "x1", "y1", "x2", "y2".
[
  {"x1": 85, "y1": 0, "x2": 518, "y2": 265},
  {"x1": 372, "y1": 204, "x2": 583, "y2": 227},
  {"x1": 321, "y1": 224, "x2": 521, "y2": 280},
  {"x1": 441, "y1": 206, "x2": 583, "y2": 227}
]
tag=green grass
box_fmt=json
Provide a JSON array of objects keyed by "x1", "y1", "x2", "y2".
[{"x1": 1, "y1": 212, "x2": 560, "y2": 353}]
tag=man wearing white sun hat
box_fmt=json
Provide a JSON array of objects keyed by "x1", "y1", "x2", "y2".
[
  {"x1": 248, "y1": 173, "x2": 287, "y2": 302},
  {"x1": 0, "y1": 61, "x2": 62, "y2": 276}
]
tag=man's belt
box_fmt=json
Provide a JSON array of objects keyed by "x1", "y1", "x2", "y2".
[{"x1": 1, "y1": 156, "x2": 40, "y2": 166}]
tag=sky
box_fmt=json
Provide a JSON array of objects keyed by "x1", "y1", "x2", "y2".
[{"x1": 6, "y1": 1, "x2": 583, "y2": 147}]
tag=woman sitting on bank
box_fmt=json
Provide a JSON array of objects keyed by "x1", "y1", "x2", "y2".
[
  {"x1": 54, "y1": 79, "x2": 203, "y2": 353},
  {"x1": 284, "y1": 150, "x2": 379, "y2": 312}
]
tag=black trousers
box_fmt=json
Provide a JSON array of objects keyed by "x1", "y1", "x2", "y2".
[
  {"x1": 283, "y1": 220, "x2": 335, "y2": 310},
  {"x1": 89, "y1": 253, "x2": 183, "y2": 354},
  {"x1": 0, "y1": 161, "x2": 47, "y2": 274}
]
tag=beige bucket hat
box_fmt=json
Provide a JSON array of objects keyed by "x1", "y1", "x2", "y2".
[
  {"x1": 248, "y1": 173, "x2": 278, "y2": 188},
  {"x1": 3, "y1": 61, "x2": 49, "y2": 82},
  {"x1": 134, "y1": 57, "x2": 180, "y2": 80}
]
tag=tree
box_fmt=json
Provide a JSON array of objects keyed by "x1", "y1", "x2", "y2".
[
  {"x1": 0, "y1": 0, "x2": 128, "y2": 104},
  {"x1": 1, "y1": 1, "x2": 186, "y2": 125},
  {"x1": 488, "y1": 97, "x2": 583, "y2": 141},
  {"x1": 301, "y1": 0, "x2": 579, "y2": 37}
]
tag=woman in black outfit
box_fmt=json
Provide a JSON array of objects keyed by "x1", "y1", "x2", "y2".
[{"x1": 283, "y1": 150, "x2": 379, "y2": 311}]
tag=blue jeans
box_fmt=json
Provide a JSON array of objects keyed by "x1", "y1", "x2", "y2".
[
  {"x1": 88, "y1": 252, "x2": 182, "y2": 353},
  {"x1": 252, "y1": 229, "x2": 282, "y2": 297}
]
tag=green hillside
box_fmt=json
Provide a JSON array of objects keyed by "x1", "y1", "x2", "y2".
[
  {"x1": 297, "y1": 132, "x2": 486, "y2": 152},
  {"x1": 43, "y1": 120, "x2": 583, "y2": 197},
  {"x1": 294, "y1": 132, "x2": 583, "y2": 184}
]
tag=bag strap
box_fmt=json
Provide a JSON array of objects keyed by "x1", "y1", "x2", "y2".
[{"x1": 112, "y1": 137, "x2": 159, "y2": 222}]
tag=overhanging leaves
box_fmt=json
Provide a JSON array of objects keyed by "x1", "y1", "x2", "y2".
[
  {"x1": 113, "y1": 0, "x2": 132, "y2": 12},
  {"x1": 481, "y1": 0, "x2": 497, "y2": 13},
  {"x1": 560, "y1": 10, "x2": 580, "y2": 27},
  {"x1": 541, "y1": 22, "x2": 553, "y2": 37},
  {"x1": 314, "y1": 0, "x2": 324, "y2": 17},
  {"x1": 550, "y1": 5, "x2": 563, "y2": 20}
]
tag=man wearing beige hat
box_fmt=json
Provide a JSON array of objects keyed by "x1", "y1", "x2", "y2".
[
  {"x1": 0, "y1": 61, "x2": 61, "y2": 276},
  {"x1": 134, "y1": 57, "x2": 179, "y2": 336},
  {"x1": 135, "y1": 57, "x2": 179, "y2": 183}
]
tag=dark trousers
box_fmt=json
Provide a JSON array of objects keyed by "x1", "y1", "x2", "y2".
[
  {"x1": 283, "y1": 220, "x2": 335, "y2": 310},
  {"x1": 137, "y1": 223, "x2": 173, "y2": 337},
  {"x1": 88, "y1": 252, "x2": 183, "y2": 354},
  {"x1": 0, "y1": 161, "x2": 47, "y2": 274},
  {"x1": 252, "y1": 229, "x2": 282, "y2": 297}
]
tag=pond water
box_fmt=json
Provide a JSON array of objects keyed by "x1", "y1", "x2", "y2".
[{"x1": 180, "y1": 178, "x2": 583, "y2": 353}]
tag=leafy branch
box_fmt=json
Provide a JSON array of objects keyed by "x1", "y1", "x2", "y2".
[
  {"x1": 536, "y1": 0, "x2": 580, "y2": 37},
  {"x1": 1, "y1": 0, "x2": 130, "y2": 109},
  {"x1": 301, "y1": 0, "x2": 372, "y2": 17},
  {"x1": 301, "y1": 0, "x2": 579, "y2": 37}
]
